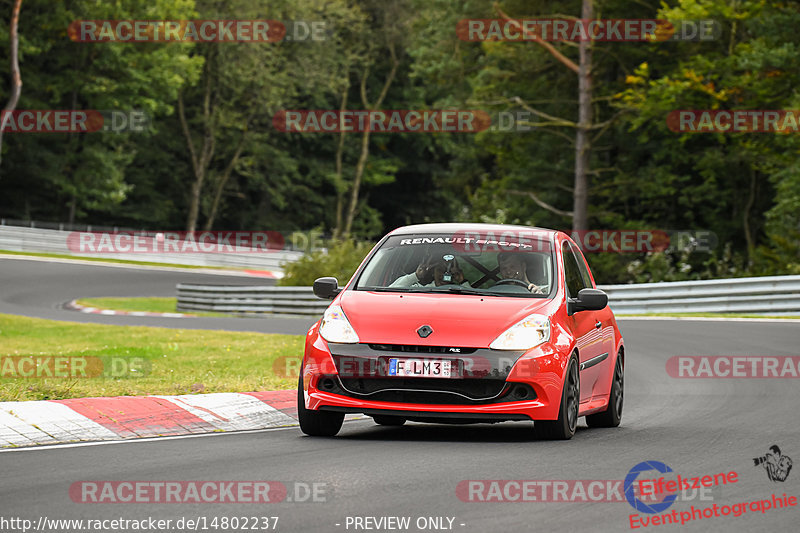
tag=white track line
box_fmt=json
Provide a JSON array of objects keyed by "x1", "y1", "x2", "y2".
[
  {"x1": 0, "y1": 424, "x2": 301, "y2": 452},
  {"x1": 0, "y1": 415, "x2": 370, "y2": 453},
  {"x1": 0, "y1": 253, "x2": 273, "y2": 277},
  {"x1": 617, "y1": 316, "x2": 800, "y2": 323}
]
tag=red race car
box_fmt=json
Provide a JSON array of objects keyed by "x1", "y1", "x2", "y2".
[{"x1": 298, "y1": 223, "x2": 625, "y2": 440}]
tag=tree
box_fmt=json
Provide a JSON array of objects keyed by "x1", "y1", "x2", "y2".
[
  {"x1": 0, "y1": 0, "x2": 202, "y2": 222},
  {"x1": 616, "y1": 0, "x2": 800, "y2": 270},
  {"x1": 495, "y1": 1, "x2": 594, "y2": 233},
  {"x1": 330, "y1": 0, "x2": 410, "y2": 238},
  {"x1": 0, "y1": 0, "x2": 22, "y2": 173},
  {"x1": 179, "y1": 0, "x2": 369, "y2": 232}
]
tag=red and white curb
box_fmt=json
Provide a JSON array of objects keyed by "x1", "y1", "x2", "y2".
[
  {"x1": 64, "y1": 299, "x2": 196, "y2": 318},
  {"x1": 0, "y1": 390, "x2": 298, "y2": 448},
  {"x1": 243, "y1": 269, "x2": 281, "y2": 279}
]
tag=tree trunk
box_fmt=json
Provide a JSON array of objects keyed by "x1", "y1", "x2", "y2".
[
  {"x1": 343, "y1": 127, "x2": 371, "y2": 236},
  {"x1": 572, "y1": 0, "x2": 593, "y2": 233},
  {"x1": 342, "y1": 44, "x2": 398, "y2": 237},
  {"x1": 743, "y1": 168, "x2": 757, "y2": 267},
  {"x1": 495, "y1": 4, "x2": 591, "y2": 231},
  {"x1": 332, "y1": 83, "x2": 349, "y2": 239},
  {"x1": 67, "y1": 196, "x2": 76, "y2": 225},
  {"x1": 186, "y1": 178, "x2": 203, "y2": 232},
  {"x1": 178, "y1": 81, "x2": 216, "y2": 232},
  {"x1": 180, "y1": 91, "x2": 204, "y2": 233},
  {"x1": 0, "y1": 0, "x2": 24, "y2": 174},
  {"x1": 204, "y1": 132, "x2": 247, "y2": 231}
]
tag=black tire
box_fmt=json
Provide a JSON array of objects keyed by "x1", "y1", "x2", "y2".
[
  {"x1": 586, "y1": 352, "x2": 623, "y2": 428},
  {"x1": 372, "y1": 415, "x2": 406, "y2": 426},
  {"x1": 297, "y1": 373, "x2": 344, "y2": 437},
  {"x1": 534, "y1": 355, "x2": 579, "y2": 440}
]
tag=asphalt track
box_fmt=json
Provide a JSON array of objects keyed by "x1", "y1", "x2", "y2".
[
  {"x1": 0, "y1": 256, "x2": 317, "y2": 334},
  {"x1": 1, "y1": 258, "x2": 799, "y2": 532}
]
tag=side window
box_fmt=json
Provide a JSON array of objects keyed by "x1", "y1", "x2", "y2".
[
  {"x1": 562, "y1": 242, "x2": 588, "y2": 298},
  {"x1": 570, "y1": 243, "x2": 594, "y2": 289}
]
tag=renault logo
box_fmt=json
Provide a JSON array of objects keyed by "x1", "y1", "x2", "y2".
[{"x1": 417, "y1": 325, "x2": 433, "y2": 338}]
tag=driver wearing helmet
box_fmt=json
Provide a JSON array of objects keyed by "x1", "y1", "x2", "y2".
[{"x1": 497, "y1": 252, "x2": 546, "y2": 294}]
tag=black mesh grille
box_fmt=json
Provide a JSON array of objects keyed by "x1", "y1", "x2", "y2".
[
  {"x1": 368, "y1": 344, "x2": 478, "y2": 354},
  {"x1": 345, "y1": 389, "x2": 492, "y2": 405},
  {"x1": 340, "y1": 377, "x2": 506, "y2": 398},
  {"x1": 319, "y1": 374, "x2": 537, "y2": 405}
]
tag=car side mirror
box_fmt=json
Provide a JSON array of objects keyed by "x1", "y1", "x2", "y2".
[
  {"x1": 313, "y1": 277, "x2": 341, "y2": 299},
  {"x1": 569, "y1": 288, "x2": 608, "y2": 314}
]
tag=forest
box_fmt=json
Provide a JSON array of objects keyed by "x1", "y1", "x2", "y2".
[{"x1": 1, "y1": 0, "x2": 799, "y2": 283}]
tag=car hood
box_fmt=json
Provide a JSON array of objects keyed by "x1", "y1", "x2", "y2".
[{"x1": 338, "y1": 290, "x2": 552, "y2": 347}]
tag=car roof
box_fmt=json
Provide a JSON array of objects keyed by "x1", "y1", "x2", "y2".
[{"x1": 387, "y1": 223, "x2": 560, "y2": 236}]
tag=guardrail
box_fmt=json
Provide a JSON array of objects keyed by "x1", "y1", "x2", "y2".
[
  {"x1": 0, "y1": 225, "x2": 302, "y2": 272},
  {"x1": 177, "y1": 284, "x2": 330, "y2": 315},
  {"x1": 175, "y1": 275, "x2": 800, "y2": 317},
  {"x1": 599, "y1": 275, "x2": 800, "y2": 315}
]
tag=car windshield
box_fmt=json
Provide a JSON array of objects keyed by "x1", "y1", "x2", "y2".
[{"x1": 354, "y1": 232, "x2": 555, "y2": 297}]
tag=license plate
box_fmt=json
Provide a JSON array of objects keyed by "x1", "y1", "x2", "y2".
[{"x1": 388, "y1": 358, "x2": 451, "y2": 378}]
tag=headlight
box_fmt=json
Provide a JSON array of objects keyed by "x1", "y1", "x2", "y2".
[
  {"x1": 319, "y1": 305, "x2": 360, "y2": 344},
  {"x1": 490, "y1": 314, "x2": 550, "y2": 350}
]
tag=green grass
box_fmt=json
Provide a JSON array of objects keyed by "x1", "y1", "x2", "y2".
[
  {"x1": 0, "y1": 313, "x2": 303, "y2": 401},
  {"x1": 618, "y1": 312, "x2": 800, "y2": 319},
  {"x1": 74, "y1": 296, "x2": 226, "y2": 317},
  {"x1": 0, "y1": 249, "x2": 243, "y2": 271}
]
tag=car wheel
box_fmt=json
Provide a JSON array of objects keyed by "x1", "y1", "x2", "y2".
[
  {"x1": 586, "y1": 351, "x2": 623, "y2": 428},
  {"x1": 372, "y1": 415, "x2": 406, "y2": 426},
  {"x1": 534, "y1": 355, "x2": 579, "y2": 440},
  {"x1": 297, "y1": 372, "x2": 344, "y2": 437}
]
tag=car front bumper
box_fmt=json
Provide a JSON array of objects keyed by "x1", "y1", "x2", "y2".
[{"x1": 301, "y1": 333, "x2": 570, "y2": 422}]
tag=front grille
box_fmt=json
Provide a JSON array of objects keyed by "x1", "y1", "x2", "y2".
[
  {"x1": 341, "y1": 377, "x2": 506, "y2": 398},
  {"x1": 368, "y1": 344, "x2": 478, "y2": 355},
  {"x1": 344, "y1": 389, "x2": 492, "y2": 405},
  {"x1": 319, "y1": 375, "x2": 537, "y2": 405}
]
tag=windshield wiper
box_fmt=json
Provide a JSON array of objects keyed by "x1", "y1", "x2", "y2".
[
  {"x1": 359, "y1": 286, "x2": 486, "y2": 295},
  {"x1": 358, "y1": 286, "x2": 417, "y2": 292},
  {"x1": 428, "y1": 286, "x2": 487, "y2": 296},
  {"x1": 360, "y1": 285, "x2": 546, "y2": 298},
  {"x1": 435, "y1": 286, "x2": 548, "y2": 298}
]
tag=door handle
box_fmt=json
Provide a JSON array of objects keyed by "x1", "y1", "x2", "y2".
[{"x1": 595, "y1": 321, "x2": 602, "y2": 329}]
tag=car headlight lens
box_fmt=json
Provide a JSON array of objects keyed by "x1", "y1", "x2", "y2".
[
  {"x1": 490, "y1": 314, "x2": 550, "y2": 350},
  {"x1": 319, "y1": 305, "x2": 359, "y2": 344}
]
